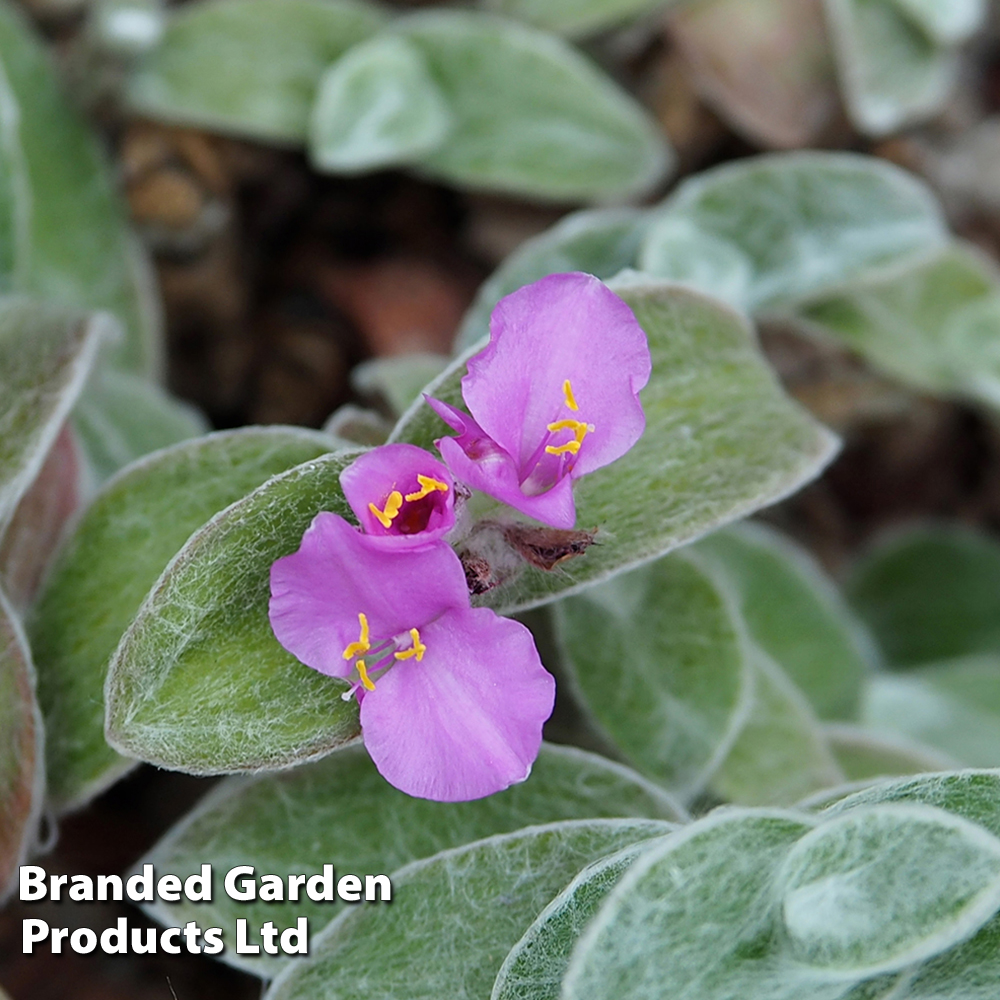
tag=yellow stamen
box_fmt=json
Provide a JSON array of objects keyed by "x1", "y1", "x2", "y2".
[
  {"x1": 369, "y1": 490, "x2": 403, "y2": 528},
  {"x1": 545, "y1": 417, "x2": 594, "y2": 456},
  {"x1": 563, "y1": 379, "x2": 579, "y2": 411},
  {"x1": 356, "y1": 660, "x2": 376, "y2": 691},
  {"x1": 404, "y1": 475, "x2": 449, "y2": 503},
  {"x1": 342, "y1": 612, "x2": 371, "y2": 660},
  {"x1": 394, "y1": 627, "x2": 427, "y2": 662},
  {"x1": 546, "y1": 440, "x2": 582, "y2": 456}
]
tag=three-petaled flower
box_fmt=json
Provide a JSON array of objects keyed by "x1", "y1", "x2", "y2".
[
  {"x1": 269, "y1": 513, "x2": 555, "y2": 801},
  {"x1": 428, "y1": 272, "x2": 651, "y2": 529}
]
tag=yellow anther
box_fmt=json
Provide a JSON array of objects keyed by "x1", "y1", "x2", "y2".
[
  {"x1": 369, "y1": 490, "x2": 403, "y2": 528},
  {"x1": 546, "y1": 440, "x2": 582, "y2": 456},
  {"x1": 356, "y1": 660, "x2": 376, "y2": 692},
  {"x1": 394, "y1": 627, "x2": 427, "y2": 662},
  {"x1": 404, "y1": 475, "x2": 449, "y2": 503},
  {"x1": 547, "y1": 419, "x2": 586, "y2": 434},
  {"x1": 563, "y1": 379, "x2": 579, "y2": 411},
  {"x1": 342, "y1": 612, "x2": 371, "y2": 660}
]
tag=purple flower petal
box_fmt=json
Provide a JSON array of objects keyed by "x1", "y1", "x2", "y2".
[
  {"x1": 359, "y1": 607, "x2": 555, "y2": 801},
  {"x1": 340, "y1": 443, "x2": 456, "y2": 542},
  {"x1": 269, "y1": 513, "x2": 469, "y2": 677},
  {"x1": 463, "y1": 272, "x2": 650, "y2": 480},
  {"x1": 429, "y1": 398, "x2": 576, "y2": 527}
]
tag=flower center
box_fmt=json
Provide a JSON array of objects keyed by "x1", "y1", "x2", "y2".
[
  {"x1": 368, "y1": 475, "x2": 450, "y2": 534},
  {"x1": 340, "y1": 612, "x2": 428, "y2": 698},
  {"x1": 544, "y1": 380, "x2": 594, "y2": 456}
]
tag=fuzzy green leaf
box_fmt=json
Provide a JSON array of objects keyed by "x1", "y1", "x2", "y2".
[
  {"x1": 846, "y1": 524, "x2": 1000, "y2": 667},
  {"x1": 644, "y1": 152, "x2": 947, "y2": 312},
  {"x1": 825, "y1": 723, "x2": 955, "y2": 781},
  {"x1": 777, "y1": 803, "x2": 1000, "y2": 975},
  {"x1": 31, "y1": 427, "x2": 338, "y2": 811},
  {"x1": 0, "y1": 299, "x2": 106, "y2": 528},
  {"x1": 454, "y1": 208, "x2": 648, "y2": 351},
  {"x1": 553, "y1": 549, "x2": 752, "y2": 798},
  {"x1": 141, "y1": 743, "x2": 682, "y2": 977},
  {"x1": 0, "y1": 1, "x2": 161, "y2": 375},
  {"x1": 823, "y1": 0, "x2": 958, "y2": 136},
  {"x1": 394, "y1": 280, "x2": 839, "y2": 614},
  {"x1": 890, "y1": 0, "x2": 985, "y2": 45},
  {"x1": 265, "y1": 819, "x2": 675, "y2": 1000},
  {"x1": 126, "y1": 0, "x2": 386, "y2": 143},
  {"x1": 104, "y1": 449, "x2": 364, "y2": 774},
  {"x1": 480, "y1": 0, "x2": 674, "y2": 39},
  {"x1": 0, "y1": 589, "x2": 43, "y2": 903},
  {"x1": 309, "y1": 35, "x2": 452, "y2": 172},
  {"x1": 395, "y1": 11, "x2": 672, "y2": 201},
  {"x1": 695, "y1": 523, "x2": 875, "y2": 720}
]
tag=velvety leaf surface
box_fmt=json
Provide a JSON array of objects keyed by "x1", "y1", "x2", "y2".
[
  {"x1": 825, "y1": 723, "x2": 955, "y2": 781},
  {"x1": 823, "y1": 0, "x2": 957, "y2": 136},
  {"x1": 795, "y1": 244, "x2": 1000, "y2": 409},
  {"x1": 491, "y1": 840, "x2": 653, "y2": 1000},
  {"x1": 695, "y1": 523, "x2": 875, "y2": 719},
  {"x1": 891, "y1": 0, "x2": 985, "y2": 45},
  {"x1": 562, "y1": 809, "x2": 873, "y2": 1000},
  {"x1": 309, "y1": 35, "x2": 452, "y2": 172},
  {"x1": 644, "y1": 152, "x2": 947, "y2": 312},
  {"x1": 0, "y1": 3, "x2": 161, "y2": 374},
  {"x1": 0, "y1": 299, "x2": 105, "y2": 528},
  {"x1": 126, "y1": 0, "x2": 386, "y2": 142},
  {"x1": 454, "y1": 208, "x2": 648, "y2": 350},
  {"x1": 394, "y1": 281, "x2": 839, "y2": 614},
  {"x1": 482, "y1": 0, "x2": 671, "y2": 39},
  {"x1": 141, "y1": 743, "x2": 682, "y2": 976},
  {"x1": 397, "y1": 11, "x2": 672, "y2": 201},
  {"x1": 845, "y1": 524, "x2": 1000, "y2": 667},
  {"x1": 0, "y1": 589, "x2": 43, "y2": 903},
  {"x1": 711, "y1": 648, "x2": 844, "y2": 806},
  {"x1": 777, "y1": 803, "x2": 1000, "y2": 974},
  {"x1": 0, "y1": 424, "x2": 82, "y2": 612},
  {"x1": 553, "y1": 549, "x2": 751, "y2": 798},
  {"x1": 72, "y1": 368, "x2": 209, "y2": 482},
  {"x1": 265, "y1": 819, "x2": 675, "y2": 1000},
  {"x1": 668, "y1": 0, "x2": 837, "y2": 149},
  {"x1": 31, "y1": 427, "x2": 337, "y2": 811},
  {"x1": 861, "y1": 656, "x2": 1000, "y2": 767},
  {"x1": 104, "y1": 450, "x2": 364, "y2": 773}
]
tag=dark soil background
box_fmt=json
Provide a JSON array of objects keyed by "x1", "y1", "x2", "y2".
[{"x1": 6, "y1": 4, "x2": 1000, "y2": 997}]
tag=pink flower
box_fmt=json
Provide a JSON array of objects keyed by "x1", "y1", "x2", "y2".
[
  {"x1": 269, "y1": 513, "x2": 555, "y2": 801},
  {"x1": 429, "y1": 272, "x2": 651, "y2": 529},
  {"x1": 340, "y1": 443, "x2": 456, "y2": 543}
]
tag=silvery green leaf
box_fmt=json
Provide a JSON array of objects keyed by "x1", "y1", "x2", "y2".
[
  {"x1": 480, "y1": 0, "x2": 674, "y2": 39},
  {"x1": 454, "y1": 208, "x2": 648, "y2": 351},
  {"x1": 648, "y1": 152, "x2": 947, "y2": 312},
  {"x1": 0, "y1": 589, "x2": 43, "y2": 903},
  {"x1": 776, "y1": 802, "x2": 1000, "y2": 975},
  {"x1": 396, "y1": 11, "x2": 672, "y2": 201},
  {"x1": 823, "y1": 0, "x2": 958, "y2": 136},
  {"x1": 0, "y1": 4, "x2": 162, "y2": 375},
  {"x1": 265, "y1": 819, "x2": 675, "y2": 1000},
  {"x1": 321, "y1": 403, "x2": 392, "y2": 447},
  {"x1": 491, "y1": 840, "x2": 654, "y2": 1000},
  {"x1": 845, "y1": 524, "x2": 1000, "y2": 667},
  {"x1": 72, "y1": 368, "x2": 209, "y2": 483},
  {"x1": 350, "y1": 352, "x2": 451, "y2": 419},
  {"x1": 31, "y1": 427, "x2": 338, "y2": 811},
  {"x1": 794, "y1": 244, "x2": 1000, "y2": 409},
  {"x1": 861, "y1": 656, "x2": 1000, "y2": 767},
  {"x1": 395, "y1": 281, "x2": 839, "y2": 614},
  {"x1": 0, "y1": 299, "x2": 106, "y2": 528},
  {"x1": 667, "y1": 0, "x2": 837, "y2": 149},
  {"x1": 695, "y1": 522, "x2": 876, "y2": 720},
  {"x1": 552, "y1": 548, "x2": 752, "y2": 799},
  {"x1": 825, "y1": 723, "x2": 956, "y2": 781},
  {"x1": 141, "y1": 743, "x2": 682, "y2": 977},
  {"x1": 104, "y1": 450, "x2": 363, "y2": 774},
  {"x1": 711, "y1": 648, "x2": 844, "y2": 806},
  {"x1": 309, "y1": 35, "x2": 452, "y2": 172},
  {"x1": 126, "y1": 0, "x2": 386, "y2": 143},
  {"x1": 562, "y1": 809, "x2": 875, "y2": 1000},
  {"x1": 890, "y1": 0, "x2": 985, "y2": 45}
]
